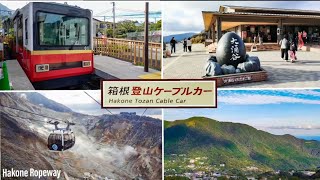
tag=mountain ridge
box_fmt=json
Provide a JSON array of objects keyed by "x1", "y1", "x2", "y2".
[
  {"x1": 163, "y1": 32, "x2": 197, "y2": 43},
  {"x1": 0, "y1": 3, "x2": 13, "y2": 17},
  {"x1": 164, "y1": 116, "x2": 320, "y2": 171}
]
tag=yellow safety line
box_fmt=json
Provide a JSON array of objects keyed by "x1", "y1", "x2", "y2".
[{"x1": 138, "y1": 72, "x2": 161, "y2": 79}]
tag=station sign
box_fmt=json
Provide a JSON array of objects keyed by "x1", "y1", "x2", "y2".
[{"x1": 101, "y1": 80, "x2": 217, "y2": 108}]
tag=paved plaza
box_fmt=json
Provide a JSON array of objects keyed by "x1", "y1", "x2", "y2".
[{"x1": 163, "y1": 43, "x2": 320, "y2": 88}]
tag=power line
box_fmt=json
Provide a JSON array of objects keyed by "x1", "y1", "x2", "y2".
[
  {"x1": 1, "y1": 92, "x2": 149, "y2": 127},
  {"x1": 83, "y1": 91, "x2": 148, "y2": 121},
  {"x1": 94, "y1": 9, "x2": 113, "y2": 17},
  {"x1": 94, "y1": 12, "x2": 161, "y2": 18},
  {"x1": 117, "y1": 8, "x2": 144, "y2": 13},
  {"x1": 1, "y1": 105, "x2": 70, "y2": 124},
  {"x1": 83, "y1": 91, "x2": 119, "y2": 118},
  {"x1": 93, "y1": 11, "x2": 161, "y2": 22},
  {"x1": 137, "y1": 108, "x2": 148, "y2": 122}
]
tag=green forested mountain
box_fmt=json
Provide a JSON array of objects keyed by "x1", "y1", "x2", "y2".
[{"x1": 164, "y1": 117, "x2": 320, "y2": 172}]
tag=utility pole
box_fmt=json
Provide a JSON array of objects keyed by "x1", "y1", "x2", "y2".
[
  {"x1": 144, "y1": 2, "x2": 149, "y2": 72},
  {"x1": 112, "y1": 2, "x2": 115, "y2": 38}
]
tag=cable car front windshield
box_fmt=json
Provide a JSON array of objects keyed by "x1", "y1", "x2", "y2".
[{"x1": 37, "y1": 11, "x2": 89, "y2": 46}]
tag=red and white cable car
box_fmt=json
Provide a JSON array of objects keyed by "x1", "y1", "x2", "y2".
[{"x1": 11, "y1": 2, "x2": 94, "y2": 89}]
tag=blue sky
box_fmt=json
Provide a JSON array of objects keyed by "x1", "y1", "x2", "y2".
[
  {"x1": 164, "y1": 89, "x2": 320, "y2": 136},
  {"x1": 163, "y1": 1, "x2": 320, "y2": 36}
]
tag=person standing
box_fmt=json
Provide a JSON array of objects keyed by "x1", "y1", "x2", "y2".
[
  {"x1": 258, "y1": 31, "x2": 263, "y2": 45},
  {"x1": 253, "y1": 34, "x2": 257, "y2": 44},
  {"x1": 170, "y1": 37, "x2": 177, "y2": 54},
  {"x1": 187, "y1": 37, "x2": 192, "y2": 52},
  {"x1": 97, "y1": 31, "x2": 102, "y2": 37},
  {"x1": 279, "y1": 34, "x2": 290, "y2": 61},
  {"x1": 183, "y1": 38, "x2": 187, "y2": 52},
  {"x1": 303, "y1": 30, "x2": 307, "y2": 44},
  {"x1": 298, "y1": 31, "x2": 304, "y2": 50}
]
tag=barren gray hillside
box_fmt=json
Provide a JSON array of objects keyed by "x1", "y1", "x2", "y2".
[{"x1": 0, "y1": 93, "x2": 162, "y2": 180}]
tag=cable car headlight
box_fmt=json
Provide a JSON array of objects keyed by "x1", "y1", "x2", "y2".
[
  {"x1": 36, "y1": 64, "x2": 49, "y2": 72},
  {"x1": 82, "y1": 61, "x2": 91, "y2": 67},
  {"x1": 52, "y1": 144, "x2": 58, "y2": 151}
]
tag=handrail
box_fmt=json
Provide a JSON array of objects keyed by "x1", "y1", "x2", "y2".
[{"x1": 93, "y1": 37, "x2": 161, "y2": 70}]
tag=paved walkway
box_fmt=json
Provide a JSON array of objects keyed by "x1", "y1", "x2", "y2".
[
  {"x1": 5, "y1": 60, "x2": 35, "y2": 90},
  {"x1": 163, "y1": 43, "x2": 320, "y2": 88},
  {"x1": 94, "y1": 55, "x2": 161, "y2": 79},
  {"x1": 163, "y1": 43, "x2": 208, "y2": 78}
]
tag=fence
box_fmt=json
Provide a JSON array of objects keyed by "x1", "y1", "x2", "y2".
[
  {"x1": 93, "y1": 38, "x2": 162, "y2": 70},
  {"x1": 126, "y1": 31, "x2": 162, "y2": 43}
]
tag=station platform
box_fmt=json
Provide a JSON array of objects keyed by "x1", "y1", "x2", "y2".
[
  {"x1": 5, "y1": 60, "x2": 35, "y2": 90},
  {"x1": 94, "y1": 55, "x2": 161, "y2": 79}
]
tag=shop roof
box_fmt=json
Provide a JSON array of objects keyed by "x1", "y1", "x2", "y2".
[
  {"x1": 203, "y1": 8, "x2": 320, "y2": 31},
  {"x1": 220, "y1": 5, "x2": 320, "y2": 15}
]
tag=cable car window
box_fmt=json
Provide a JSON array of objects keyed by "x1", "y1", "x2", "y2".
[
  {"x1": 37, "y1": 12, "x2": 89, "y2": 46},
  {"x1": 55, "y1": 134, "x2": 61, "y2": 141},
  {"x1": 25, "y1": 18, "x2": 28, "y2": 45},
  {"x1": 64, "y1": 134, "x2": 70, "y2": 141}
]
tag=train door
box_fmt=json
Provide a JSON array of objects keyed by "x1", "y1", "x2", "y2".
[
  {"x1": 22, "y1": 14, "x2": 31, "y2": 72},
  {"x1": 15, "y1": 11, "x2": 30, "y2": 71}
]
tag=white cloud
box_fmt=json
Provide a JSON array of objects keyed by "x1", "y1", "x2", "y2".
[
  {"x1": 219, "y1": 94, "x2": 320, "y2": 105},
  {"x1": 1, "y1": 1, "x2": 161, "y2": 23},
  {"x1": 284, "y1": 90, "x2": 320, "y2": 97},
  {"x1": 266, "y1": 125, "x2": 320, "y2": 130},
  {"x1": 163, "y1": 1, "x2": 320, "y2": 36}
]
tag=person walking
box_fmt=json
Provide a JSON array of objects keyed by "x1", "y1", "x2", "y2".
[
  {"x1": 289, "y1": 37, "x2": 298, "y2": 63},
  {"x1": 279, "y1": 34, "x2": 290, "y2": 61},
  {"x1": 183, "y1": 38, "x2": 187, "y2": 52},
  {"x1": 170, "y1": 37, "x2": 177, "y2": 54},
  {"x1": 298, "y1": 31, "x2": 304, "y2": 50},
  {"x1": 187, "y1": 37, "x2": 192, "y2": 52}
]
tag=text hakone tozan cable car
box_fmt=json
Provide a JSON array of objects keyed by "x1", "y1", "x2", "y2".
[
  {"x1": 48, "y1": 121, "x2": 75, "y2": 151},
  {"x1": 11, "y1": 2, "x2": 94, "y2": 89}
]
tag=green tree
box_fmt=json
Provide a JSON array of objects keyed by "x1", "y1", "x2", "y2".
[
  {"x1": 150, "y1": 20, "x2": 161, "y2": 31},
  {"x1": 105, "y1": 29, "x2": 113, "y2": 38},
  {"x1": 117, "y1": 20, "x2": 137, "y2": 34}
]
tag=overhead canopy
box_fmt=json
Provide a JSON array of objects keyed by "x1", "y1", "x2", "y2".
[
  {"x1": 202, "y1": 11, "x2": 320, "y2": 32},
  {"x1": 219, "y1": 5, "x2": 320, "y2": 16}
]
